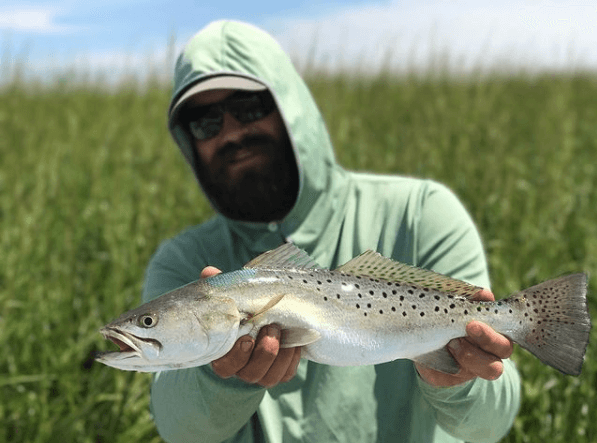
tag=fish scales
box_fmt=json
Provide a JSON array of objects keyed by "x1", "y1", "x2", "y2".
[
  {"x1": 96, "y1": 243, "x2": 591, "y2": 375},
  {"x1": 205, "y1": 267, "x2": 523, "y2": 366}
]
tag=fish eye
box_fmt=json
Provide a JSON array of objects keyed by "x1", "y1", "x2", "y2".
[{"x1": 138, "y1": 314, "x2": 158, "y2": 328}]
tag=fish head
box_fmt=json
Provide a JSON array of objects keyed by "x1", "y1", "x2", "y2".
[{"x1": 96, "y1": 285, "x2": 241, "y2": 372}]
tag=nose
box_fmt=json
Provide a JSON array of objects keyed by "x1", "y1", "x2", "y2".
[{"x1": 217, "y1": 111, "x2": 249, "y2": 144}]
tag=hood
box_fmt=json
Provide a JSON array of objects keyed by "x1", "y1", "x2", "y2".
[{"x1": 168, "y1": 20, "x2": 349, "y2": 254}]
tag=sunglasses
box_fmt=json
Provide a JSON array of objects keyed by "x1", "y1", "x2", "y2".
[{"x1": 183, "y1": 90, "x2": 276, "y2": 140}]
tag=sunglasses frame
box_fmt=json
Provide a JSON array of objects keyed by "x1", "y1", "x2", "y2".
[{"x1": 182, "y1": 90, "x2": 276, "y2": 141}]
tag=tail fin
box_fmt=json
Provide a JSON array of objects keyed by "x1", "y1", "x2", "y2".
[{"x1": 508, "y1": 274, "x2": 590, "y2": 375}]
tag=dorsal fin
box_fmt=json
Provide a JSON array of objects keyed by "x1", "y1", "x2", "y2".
[
  {"x1": 335, "y1": 250, "x2": 482, "y2": 297},
  {"x1": 244, "y1": 243, "x2": 322, "y2": 270}
]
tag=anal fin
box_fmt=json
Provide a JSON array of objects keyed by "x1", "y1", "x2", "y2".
[{"x1": 413, "y1": 347, "x2": 460, "y2": 374}]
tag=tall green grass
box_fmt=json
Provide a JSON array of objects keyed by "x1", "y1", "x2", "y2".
[{"x1": 1, "y1": 72, "x2": 596, "y2": 442}]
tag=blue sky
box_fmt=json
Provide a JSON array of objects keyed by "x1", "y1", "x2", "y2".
[{"x1": 1, "y1": 0, "x2": 596, "y2": 83}]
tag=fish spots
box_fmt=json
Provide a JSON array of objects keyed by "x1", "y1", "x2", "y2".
[
  {"x1": 434, "y1": 295, "x2": 440, "y2": 301},
  {"x1": 341, "y1": 282, "x2": 355, "y2": 291},
  {"x1": 323, "y1": 296, "x2": 328, "y2": 301},
  {"x1": 420, "y1": 312, "x2": 425, "y2": 317},
  {"x1": 337, "y1": 294, "x2": 341, "y2": 299}
]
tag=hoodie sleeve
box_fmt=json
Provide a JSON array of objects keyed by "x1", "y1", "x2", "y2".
[
  {"x1": 149, "y1": 366, "x2": 265, "y2": 443},
  {"x1": 414, "y1": 181, "x2": 521, "y2": 443},
  {"x1": 142, "y1": 238, "x2": 266, "y2": 443}
]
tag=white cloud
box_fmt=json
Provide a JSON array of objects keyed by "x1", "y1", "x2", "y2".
[
  {"x1": 0, "y1": 7, "x2": 78, "y2": 33},
  {"x1": 271, "y1": 0, "x2": 597, "y2": 74},
  {"x1": 4, "y1": 0, "x2": 597, "y2": 85}
]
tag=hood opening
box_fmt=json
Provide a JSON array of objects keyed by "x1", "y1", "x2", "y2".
[{"x1": 167, "y1": 20, "x2": 344, "y2": 240}]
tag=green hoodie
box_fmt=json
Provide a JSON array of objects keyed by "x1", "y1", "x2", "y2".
[{"x1": 143, "y1": 20, "x2": 520, "y2": 443}]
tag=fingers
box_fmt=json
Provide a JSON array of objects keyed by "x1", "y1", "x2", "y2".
[
  {"x1": 447, "y1": 321, "x2": 514, "y2": 381},
  {"x1": 211, "y1": 324, "x2": 301, "y2": 388},
  {"x1": 472, "y1": 287, "x2": 495, "y2": 302},
  {"x1": 448, "y1": 337, "x2": 504, "y2": 381},
  {"x1": 416, "y1": 309, "x2": 515, "y2": 387},
  {"x1": 237, "y1": 325, "x2": 283, "y2": 383},
  {"x1": 257, "y1": 347, "x2": 301, "y2": 387},
  {"x1": 201, "y1": 266, "x2": 222, "y2": 279},
  {"x1": 465, "y1": 321, "x2": 513, "y2": 359},
  {"x1": 280, "y1": 347, "x2": 302, "y2": 383},
  {"x1": 417, "y1": 336, "x2": 505, "y2": 387},
  {"x1": 211, "y1": 336, "x2": 254, "y2": 378}
]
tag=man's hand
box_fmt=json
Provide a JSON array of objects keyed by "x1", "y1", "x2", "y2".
[
  {"x1": 201, "y1": 266, "x2": 302, "y2": 388},
  {"x1": 415, "y1": 288, "x2": 514, "y2": 387}
]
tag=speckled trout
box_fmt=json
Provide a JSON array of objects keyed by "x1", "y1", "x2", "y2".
[{"x1": 96, "y1": 243, "x2": 591, "y2": 375}]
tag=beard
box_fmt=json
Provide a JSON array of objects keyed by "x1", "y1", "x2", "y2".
[{"x1": 197, "y1": 134, "x2": 299, "y2": 222}]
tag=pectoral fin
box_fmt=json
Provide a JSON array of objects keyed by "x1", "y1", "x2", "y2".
[
  {"x1": 280, "y1": 328, "x2": 321, "y2": 348},
  {"x1": 241, "y1": 293, "x2": 286, "y2": 325},
  {"x1": 413, "y1": 347, "x2": 460, "y2": 374}
]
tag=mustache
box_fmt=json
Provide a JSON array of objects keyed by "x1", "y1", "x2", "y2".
[{"x1": 216, "y1": 135, "x2": 275, "y2": 162}]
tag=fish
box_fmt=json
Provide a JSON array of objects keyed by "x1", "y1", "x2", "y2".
[{"x1": 96, "y1": 243, "x2": 591, "y2": 375}]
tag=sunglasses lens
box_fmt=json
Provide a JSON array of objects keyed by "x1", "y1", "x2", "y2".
[
  {"x1": 188, "y1": 107, "x2": 223, "y2": 140},
  {"x1": 186, "y1": 91, "x2": 275, "y2": 140},
  {"x1": 229, "y1": 93, "x2": 274, "y2": 123}
]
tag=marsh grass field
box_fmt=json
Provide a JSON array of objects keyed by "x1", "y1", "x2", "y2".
[{"x1": 1, "y1": 70, "x2": 596, "y2": 442}]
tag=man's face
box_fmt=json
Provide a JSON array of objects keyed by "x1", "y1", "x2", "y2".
[{"x1": 182, "y1": 89, "x2": 299, "y2": 222}]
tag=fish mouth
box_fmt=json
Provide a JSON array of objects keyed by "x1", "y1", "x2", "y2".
[{"x1": 97, "y1": 327, "x2": 162, "y2": 360}]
